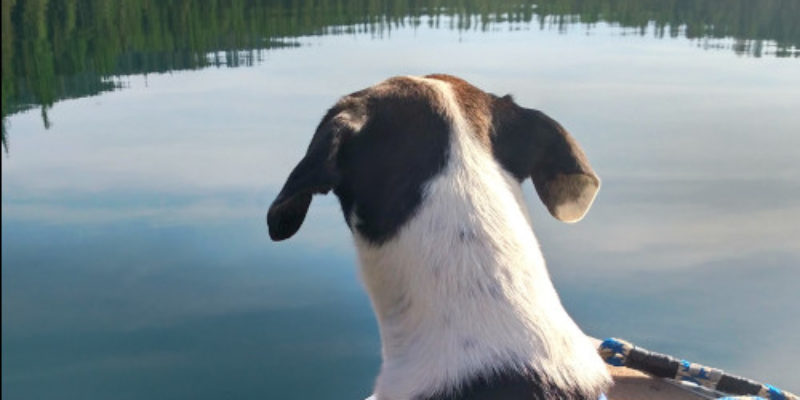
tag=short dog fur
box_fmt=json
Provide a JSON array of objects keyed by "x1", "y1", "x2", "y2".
[{"x1": 268, "y1": 75, "x2": 611, "y2": 400}]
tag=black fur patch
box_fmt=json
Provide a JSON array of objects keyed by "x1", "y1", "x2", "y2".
[
  {"x1": 333, "y1": 81, "x2": 451, "y2": 244},
  {"x1": 267, "y1": 106, "x2": 354, "y2": 241},
  {"x1": 488, "y1": 95, "x2": 599, "y2": 221},
  {"x1": 490, "y1": 94, "x2": 594, "y2": 182},
  {"x1": 489, "y1": 95, "x2": 549, "y2": 182},
  {"x1": 268, "y1": 78, "x2": 451, "y2": 244},
  {"x1": 417, "y1": 370, "x2": 599, "y2": 400}
]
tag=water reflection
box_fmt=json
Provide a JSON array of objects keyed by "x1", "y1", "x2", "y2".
[
  {"x1": 2, "y1": 1, "x2": 799, "y2": 399},
  {"x1": 3, "y1": 0, "x2": 800, "y2": 148},
  {"x1": 1, "y1": 218, "x2": 379, "y2": 399}
]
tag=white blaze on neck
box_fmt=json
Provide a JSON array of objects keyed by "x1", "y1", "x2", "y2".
[{"x1": 353, "y1": 77, "x2": 610, "y2": 399}]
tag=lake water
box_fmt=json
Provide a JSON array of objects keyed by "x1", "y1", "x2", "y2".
[{"x1": 2, "y1": 1, "x2": 799, "y2": 399}]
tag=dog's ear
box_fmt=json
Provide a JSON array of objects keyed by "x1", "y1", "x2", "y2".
[
  {"x1": 267, "y1": 115, "x2": 354, "y2": 240},
  {"x1": 492, "y1": 99, "x2": 600, "y2": 223}
]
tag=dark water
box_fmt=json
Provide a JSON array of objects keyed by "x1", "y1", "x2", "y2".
[{"x1": 2, "y1": 1, "x2": 799, "y2": 399}]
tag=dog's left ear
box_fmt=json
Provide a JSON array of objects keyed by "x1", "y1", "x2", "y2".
[
  {"x1": 267, "y1": 115, "x2": 354, "y2": 241},
  {"x1": 492, "y1": 99, "x2": 600, "y2": 223}
]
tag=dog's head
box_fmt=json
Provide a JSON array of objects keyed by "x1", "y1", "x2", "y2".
[{"x1": 268, "y1": 75, "x2": 599, "y2": 243}]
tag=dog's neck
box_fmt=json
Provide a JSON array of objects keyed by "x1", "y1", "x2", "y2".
[{"x1": 352, "y1": 120, "x2": 610, "y2": 399}]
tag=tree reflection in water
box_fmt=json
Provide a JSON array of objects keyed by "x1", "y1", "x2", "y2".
[{"x1": 2, "y1": 0, "x2": 799, "y2": 148}]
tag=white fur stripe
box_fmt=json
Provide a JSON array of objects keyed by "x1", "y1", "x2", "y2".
[{"x1": 354, "y1": 76, "x2": 611, "y2": 399}]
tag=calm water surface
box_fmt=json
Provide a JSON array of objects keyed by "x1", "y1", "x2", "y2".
[{"x1": 2, "y1": 1, "x2": 799, "y2": 399}]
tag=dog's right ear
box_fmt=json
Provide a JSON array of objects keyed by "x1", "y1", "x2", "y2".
[
  {"x1": 491, "y1": 97, "x2": 600, "y2": 223},
  {"x1": 267, "y1": 115, "x2": 355, "y2": 241}
]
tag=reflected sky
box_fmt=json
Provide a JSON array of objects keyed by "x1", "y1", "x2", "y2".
[{"x1": 2, "y1": 18, "x2": 800, "y2": 399}]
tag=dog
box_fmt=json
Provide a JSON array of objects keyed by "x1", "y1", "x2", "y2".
[{"x1": 268, "y1": 74, "x2": 612, "y2": 400}]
